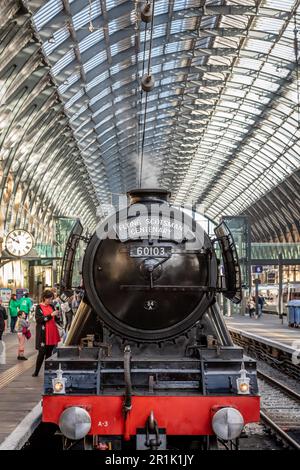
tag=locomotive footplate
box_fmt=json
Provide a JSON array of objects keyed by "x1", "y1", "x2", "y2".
[{"x1": 44, "y1": 345, "x2": 258, "y2": 396}]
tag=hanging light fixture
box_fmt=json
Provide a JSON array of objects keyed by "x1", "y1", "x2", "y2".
[
  {"x1": 141, "y1": 74, "x2": 155, "y2": 92},
  {"x1": 141, "y1": 1, "x2": 152, "y2": 23}
]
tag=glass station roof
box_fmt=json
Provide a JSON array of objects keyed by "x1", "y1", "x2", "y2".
[{"x1": 7, "y1": 0, "x2": 300, "y2": 226}]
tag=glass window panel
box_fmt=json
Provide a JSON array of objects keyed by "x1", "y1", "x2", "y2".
[
  {"x1": 84, "y1": 50, "x2": 107, "y2": 73},
  {"x1": 73, "y1": 1, "x2": 101, "y2": 30},
  {"x1": 51, "y1": 49, "x2": 76, "y2": 75},
  {"x1": 79, "y1": 29, "x2": 105, "y2": 53},
  {"x1": 33, "y1": 0, "x2": 63, "y2": 31},
  {"x1": 43, "y1": 26, "x2": 70, "y2": 55}
]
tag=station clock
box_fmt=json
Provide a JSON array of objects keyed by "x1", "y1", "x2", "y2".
[{"x1": 5, "y1": 229, "x2": 34, "y2": 257}]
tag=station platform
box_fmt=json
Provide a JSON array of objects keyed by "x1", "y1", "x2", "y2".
[
  {"x1": 0, "y1": 327, "x2": 43, "y2": 449},
  {"x1": 225, "y1": 314, "x2": 300, "y2": 351}
]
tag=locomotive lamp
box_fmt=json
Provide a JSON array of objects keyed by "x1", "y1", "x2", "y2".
[
  {"x1": 212, "y1": 407, "x2": 244, "y2": 441},
  {"x1": 52, "y1": 366, "x2": 66, "y2": 394},
  {"x1": 236, "y1": 363, "x2": 250, "y2": 395},
  {"x1": 58, "y1": 406, "x2": 91, "y2": 441}
]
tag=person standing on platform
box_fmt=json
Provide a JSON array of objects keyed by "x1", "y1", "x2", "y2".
[
  {"x1": 257, "y1": 295, "x2": 265, "y2": 319},
  {"x1": 19, "y1": 293, "x2": 32, "y2": 319},
  {"x1": 52, "y1": 291, "x2": 62, "y2": 310},
  {"x1": 71, "y1": 292, "x2": 80, "y2": 315},
  {"x1": 16, "y1": 311, "x2": 29, "y2": 360},
  {"x1": 0, "y1": 298, "x2": 8, "y2": 341},
  {"x1": 61, "y1": 297, "x2": 74, "y2": 332},
  {"x1": 8, "y1": 293, "x2": 19, "y2": 333},
  {"x1": 247, "y1": 296, "x2": 255, "y2": 318},
  {"x1": 32, "y1": 290, "x2": 61, "y2": 377}
]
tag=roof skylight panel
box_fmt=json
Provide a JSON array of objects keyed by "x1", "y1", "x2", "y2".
[
  {"x1": 165, "y1": 41, "x2": 190, "y2": 54},
  {"x1": 109, "y1": 15, "x2": 132, "y2": 35},
  {"x1": 153, "y1": 0, "x2": 170, "y2": 15},
  {"x1": 114, "y1": 91, "x2": 133, "y2": 103},
  {"x1": 239, "y1": 103, "x2": 263, "y2": 115},
  {"x1": 281, "y1": 119, "x2": 297, "y2": 135},
  {"x1": 218, "y1": 98, "x2": 240, "y2": 111},
  {"x1": 110, "y1": 37, "x2": 133, "y2": 56},
  {"x1": 270, "y1": 43, "x2": 295, "y2": 61},
  {"x1": 69, "y1": 104, "x2": 89, "y2": 123},
  {"x1": 65, "y1": 89, "x2": 84, "y2": 109},
  {"x1": 90, "y1": 87, "x2": 110, "y2": 106},
  {"x1": 253, "y1": 16, "x2": 283, "y2": 33},
  {"x1": 51, "y1": 49, "x2": 76, "y2": 75},
  {"x1": 230, "y1": 73, "x2": 253, "y2": 85},
  {"x1": 163, "y1": 59, "x2": 185, "y2": 70},
  {"x1": 160, "y1": 76, "x2": 174, "y2": 86},
  {"x1": 261, "y1": 61, "x2": 290, "y2": 78},
  {"x1": 33, "y1": 0, "x2": 63, "y2": 31},
  {"x1": 152, "y1": 23, "x2": 167, "y2": 39},
  {"x1": 252, "y1": 77, "x2": 279, "y2": 92},
  {"x1": 79, "y1": 29, "x2": 105, "y2": 54},
  {"x1": 106, "y1": 0, "x2": 128, "y2": 11},
  {"x1": 150, "y1": 64, "x2": 163, "y2": 74},
  {"x1": 112, "y1": 75, "x2": 133, "y2": 90},
  {"x1": 84, "y1": 50, "x2": 107, "y2": 73},
  {"x1": 97, "y1": 101, "x2": 113, "y2": 115},
  {"x1": 58, "y1": 72, "x2": 81, "y2": 94},
  {"x1": 110, "y1": 59, "x2": 132, "y2": 75},
  {"x1": 86, "y1": 70, "x2": 110, "y2": 91},
  {"x1": 73, "y1": 2, "x2": 101, "y2": 30},
  {"x1": 169, "y1": 19, "x2": 186, "y2": 34},
  {"x1": 236, "y1": 57, "x2": 262, "y2": 71},
  {"x1": 43, "y1": 26, "x2": 70, "y2": 55},
  {"x1": 263, "y1": 0, "x2": 295, "y2": 11},
  {"x1": 281, "y1": 152, "x2": 299, "y2": 169}
]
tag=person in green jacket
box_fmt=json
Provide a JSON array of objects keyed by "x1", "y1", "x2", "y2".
[
  {"x1": 8, "y1": 294, "x2": 19, "y2": 333},
  {"x1": 18, "y1": 293, "x2": 32, "y2": 319}
]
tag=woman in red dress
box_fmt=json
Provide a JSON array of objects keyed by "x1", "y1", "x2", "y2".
[{"x1": 32, "y1": 290, "x2": 61, "y2": 377}]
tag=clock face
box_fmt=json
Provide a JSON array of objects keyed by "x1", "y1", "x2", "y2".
[{"x1": 5, "y1": 230, "x2": 34, "y2": 257}]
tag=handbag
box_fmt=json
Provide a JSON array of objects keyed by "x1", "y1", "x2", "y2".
[{"x1": 22, "y1": 326, "x2": 31, "y2": 340}]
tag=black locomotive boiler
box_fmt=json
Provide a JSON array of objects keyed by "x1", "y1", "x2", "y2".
[{"x1": 42, "y1": 189, "x2": 260, "y2": 450}]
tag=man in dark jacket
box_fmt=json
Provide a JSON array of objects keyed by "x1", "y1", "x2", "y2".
[
  {"x1": 258, "y1": 295, "x2": 265, "y2": 318},
  {"x1": 0, "y1": 297, "x2": 8, "y2": 340}
]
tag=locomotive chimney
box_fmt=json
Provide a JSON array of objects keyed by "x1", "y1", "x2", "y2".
[{"x1": 127, "y1": 188, "x2": 171, "y2": 205}]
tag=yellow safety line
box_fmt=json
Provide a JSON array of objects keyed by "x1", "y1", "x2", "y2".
[{"x1": 0, "y1": 355, "x2": 37, "y2": 390}]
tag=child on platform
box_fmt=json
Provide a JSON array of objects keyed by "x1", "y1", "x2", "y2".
[{"x1": 16, "y1": 311, "x2": 30, "y2": 360}]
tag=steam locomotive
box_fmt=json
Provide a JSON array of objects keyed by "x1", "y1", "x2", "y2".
[{"x1": 42, "y1": 189, "x2": 259, "y2": 450}]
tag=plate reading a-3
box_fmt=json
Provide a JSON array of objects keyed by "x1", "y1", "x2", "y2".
[{"x1": 129, "y1": 246, "x2": 172, "y2": 257}]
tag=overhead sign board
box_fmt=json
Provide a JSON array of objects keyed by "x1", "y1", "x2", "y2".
[{"x1": 252, "y1": 265, "x2": 263, "y2": 274}]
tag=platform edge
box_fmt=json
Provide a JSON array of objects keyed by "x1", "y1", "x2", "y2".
[{"x1": 0, "y1": 401, "x2": 42, "y2": 450}]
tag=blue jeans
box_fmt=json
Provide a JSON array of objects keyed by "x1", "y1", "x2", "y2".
[
  {"x1": 258, "y1": 305, "x2": 263, "y2": 318},
  {"x1": 10, "y1": 316, "x2": 17, "y2": 332}
]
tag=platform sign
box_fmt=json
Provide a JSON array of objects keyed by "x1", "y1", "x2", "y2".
[
  {"x1": 267, "y1": 272, "x2": 276, "y2": 284},
  {"x1": 0, "y1": 288, "x2": 11, "y2": 304},
  {"x1": 253, "y1": 265, "x2": 263, "y2": 274}
]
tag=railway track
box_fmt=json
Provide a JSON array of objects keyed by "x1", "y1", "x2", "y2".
[{"x1": 257, "y1": 369, "x2": 300, "y2": 450}]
